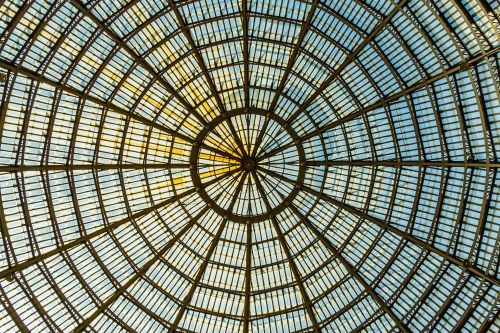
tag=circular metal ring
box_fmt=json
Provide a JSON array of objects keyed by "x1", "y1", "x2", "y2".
[{"x1": 190, "y1": 108, "x2": 306, "y2": 223}]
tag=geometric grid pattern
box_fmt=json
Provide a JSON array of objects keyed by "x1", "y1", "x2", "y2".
[{"x1": 0, "y1": 0, "x2": 499, "y2": 332}]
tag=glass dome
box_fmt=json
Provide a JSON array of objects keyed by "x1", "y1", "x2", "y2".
[{"x1": 0, "y1": 0, "x2": 498, "y2": 332}]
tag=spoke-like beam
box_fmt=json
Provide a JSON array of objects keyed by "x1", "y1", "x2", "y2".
[
  {"x1": 0, "y1": 285, "x2": 31, "y2": 333},
  {"x1": 0, "y1": 169, "x2": 239, "y2": 280},
  {"x1": 251, "y1": 0, "x2": 319, "y2": 158},
  {"x1": 257, "y1": 45, "x2": 500, "y2": 162},
  {"x1": 0, "y1": 1, "x2": 35, "y2": 52},
  {"x1": 282, "y1": 0, "x2": 409, "y2": 127},
  {"x1": 296, "y1": 160, "x2": 500, "y2": 168},
  {"x1": 0, "y1": 163, "x2": 192, "y2": 173},
  {"x1": 257, "y1": 166, "x2": 499, "y2": 285},
  {"x1": 243, "y1": 219, "x2": 252, "y2": 333},
  {"x1": 167, "y1": 217, "x2": 228, "y2": 332},
  {"x1": 168, "y1": 172, "x2": 248, "y2": 332},
  {"x1": 0, "y1": 59, "x2": 184, "y2": 140},
  {"x1": 0, "y1": 60, "x2": 238, "y2": 162},
  {"x1": 242, "y1": 0, "x2": 250, "y2": 110},
  {"x1": 243, "y1": 173, "x2": 256, "y2": 332},
  {"x1": 102, "y1": 0, "x2": 142, "y2": 24},
  {"x1": 287, "y1": 203, "x2": 410, "y2": 333},
  {"x1": 68, "y1": 0, "x2": 242, "y2": 159},
  {"x1": 72, "y1": 205, "x2": 212, "y2": 333},
  {"x1": 252, "y1": 171, "x2": 320, "y2": 332},
  {"x1": 266, "y1": 0, "x2": 319, "y2": 114},
  {"x1": 241, "y1": 0, "x2": 252, "y2": 155},
  {"x1": 168, "y1": 0, "x2": 247, "y2": 158},
  {"x1": 68, "y1": 0, "x2": 210, "y2": 128},
  {"x1": 241, "y1": 0, "x2": 253, "y2": 155}
]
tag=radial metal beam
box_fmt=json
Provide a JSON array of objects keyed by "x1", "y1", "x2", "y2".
[
  {"x1": 282, "y1": 0, "x2": 409, "y2": 126},
  {"x1": 450, "y1": 283, "x2": 494, "y2": 332},
  {"x1": 0, "y1": 1, "x2": 35, "y2": 51},
  {"x1": 69, "y1": 0, "x2": 239, "y2": 158},
  {"x1": 11, "y1": 1, "x2": 63, "y2": 65},
  {"x1": 243, "y1": 218, "x2": 252, "y2": 333},
  {"x1": 72, "y1": 205, "x2": 212, "y2": 332},
  {"x1": 251, "y1": 0, "x2": 319, "y2": 158},
  {"x1": 257, "y1": 166, "x2": 500, "y2": 286},
  {"x1": 0, "y1": 60, "x2": 238, "y2": 162},
  {"x1": 287, "y1": 203, "x2": 410, "y2": 333},
  {"x1": 0, "y1": 169, "x2": 239, "y2": 280},
  {"x1": 252, "y1": 171, "x2": 320, "y2": 332},
  {"x1": 168, "y1": 0, "x2": 247, "y2": 157},
  {"x1": 299, "y1": 160, "x2": 500, "y2": 168},
  {"x1": 243, "y1": 170, "x2": 253, "y2": 332},
  {"x1": 167, "y1": 218, "x2": 228, "y2": 332},
  {"x1": 102, "y1": 0, "x2": 142, "y2": 24},
  {"x1": 257, "y1": 45, "x2": 500, "y2": 162},
  {"x1": 423, "y1": 272, "x2": 471, "y2": 332},
  {"x1": 241, "y1": 0, "x2": 252, "y2": 155},
  {"x1": 68, "y1": 0, "x2": 210, "y2": 128},
  {"x1": 0, "y1": 163, "x2": 192, "y2": 173},
  {"x1": 242, "y1": 0, "x2": 250, "y2": 110},
  {"x1": 0, "y1": 285, "x2": 31, "y2": 333},
  {"x1": 168, "y1": 172, "x2": 248, "y2": 332}
]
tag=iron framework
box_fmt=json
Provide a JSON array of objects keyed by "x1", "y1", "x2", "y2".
[{"x1": 0, "y1": 0, "x2": 499, "y2": 332}]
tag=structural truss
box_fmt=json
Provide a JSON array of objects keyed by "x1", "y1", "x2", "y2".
[{"x1": 0, "y1": 0, "x2": 499, "y2": 332}]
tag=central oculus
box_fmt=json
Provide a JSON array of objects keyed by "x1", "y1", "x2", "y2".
[
  {"x1": 190, "y1": 109, "x2": 306, "y2": 223},
  {"x1": 242, "y1": 158, "x2": 256, "y2": 171}
]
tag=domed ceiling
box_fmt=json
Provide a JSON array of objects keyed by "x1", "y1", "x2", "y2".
[{"x1": 0, "y1": 0, "x2": 499, "y2": 332}]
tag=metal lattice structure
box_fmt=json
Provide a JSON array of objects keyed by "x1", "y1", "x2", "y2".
[{"x1": 0, "y1": 0, "x2": 499, "y2": 332}]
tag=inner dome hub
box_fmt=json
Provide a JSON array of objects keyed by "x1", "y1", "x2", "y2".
[
  {"x1": 189, "y1": 108, "x2": 306, "y2": 223},
  {"x1": 242, "y1": 158, "x2": 256, "y2": 171}
]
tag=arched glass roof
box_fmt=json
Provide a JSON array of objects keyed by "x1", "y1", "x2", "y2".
[{"x1": 0, "y1": 0, "x2": 499, "y2": 332}]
